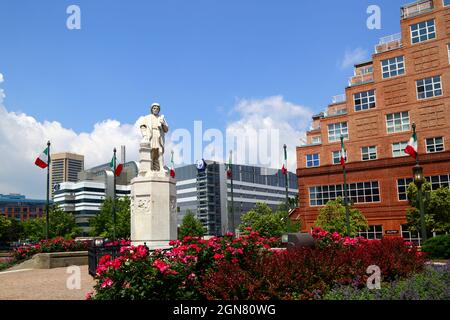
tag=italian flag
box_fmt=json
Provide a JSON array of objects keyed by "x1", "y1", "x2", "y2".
[
  {"x1": 35, "y1": 147, "x2": 50, "y2": 169},
  {"x1": 170, "y1": 151, "x2": 175, "y2": 178},
  {"x1": 405, "y1": 132, "x2": 418, "y2": 159},
  {"x1": 226, "y1": 152, "x2": 232, "y2": 179},
  {"x1": 110, "y1": 156, "x2": 123, "y2": 177},
  {"x1": 281, "y1": 146, "x2": 288, "y2": 175},
  {"x1": 340, "y1": 139, "x2": 347, "y2": 167}
]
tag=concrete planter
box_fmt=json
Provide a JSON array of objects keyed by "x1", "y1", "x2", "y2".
[{"x1": 11, "y1": 251, "x2": 88, "y2": 270}]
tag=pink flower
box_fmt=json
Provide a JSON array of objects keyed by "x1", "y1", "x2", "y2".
[
  {"x1": 213, "y1": 253, "x2": 224, "y2": 260},
  {"x1": 153, "y1": 259, "x2": 170, "y2": 273},
  {"x1": 111, "y1": 259, "x2": 121, "y2": 270},
  {"x1": 100, "y1": 278, "x2": 113, "y2": 289},
  {"x1": 224, "y1": 232, "x2": 234, "y2": 237},
  {"x1": 187, "y1": 273, "x2": 197, "y2": 281},
  {"x1": 98, "y1": 255, "x2": 111, "y2": 265},
  {"x1": 136, "y1": 245, "x2": 148, "y2": 258},
  {"x1": 332, "y1": 232, "x2": 341, "y2": 240},
  {"x1": 231, "y1": 258, "x2": 239, "y2": 264},
  {"x1": 85, "y1": 291, "x2": 93, "y2": 300}
]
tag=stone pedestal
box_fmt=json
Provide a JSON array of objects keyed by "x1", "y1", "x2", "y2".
[{"x1": 130, "y1": 143, "x2": 177, "y2": 250}]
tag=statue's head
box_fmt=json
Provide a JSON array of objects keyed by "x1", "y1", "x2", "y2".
[{"x1": 150, "y1": 103, "x2": 160, "y2": 115}]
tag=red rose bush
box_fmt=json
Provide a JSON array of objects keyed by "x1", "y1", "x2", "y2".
[
  {"x1": 12, "y1": 237, "x2": 89, "y2": 262},
  {"x1": 91, "y1": 228, "x2": 425, "y2": 300}
]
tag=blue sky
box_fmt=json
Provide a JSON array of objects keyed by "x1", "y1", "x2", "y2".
[
  {"x1": 0, "y1": 0, "x2": 405, "y2": 131},
  {"x1": 0, "y1": 0, "x2": 409, "y2": 198}
]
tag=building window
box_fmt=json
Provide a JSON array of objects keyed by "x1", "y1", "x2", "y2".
[
  {"x1": 306, "y1": 154, "x2": 320, "y2": 168},
  {"x1": 397, "y1": 174, "x2": 450, "y2": 201},
  {"x1": 309, "y1": 181, "x2": 380, "y2": 206},
  {"x1": 397, "y1": 178, "x2": 414, "y2": 201},
  {"x1": 328, "y1": 122, "x2": 348, "y2": 143},
  {"x1": 381, "y1": 56, "x2": 405, "y2": 79},
  {"x1": 359, "y1": 225, "x2": 383, "y2": 240},
  {"x1": 312, "y1": 136, "x2": 322, "y2": 144},
  {"x1": 386, "y1": 112, "x2": 410, "y2": 134},
  {"x1": 354, "y1": 90, "x2": 376, "y2": 112},
  {"x1": 410, "y1": 19, "x2": 436, "y2": 44},
  {"x1": 416, "y1": 76, "x2": 442, "y2": 100},
  {"x1": 401, "y1": 224, "x2": 422, "y2": 246},
  {"x1": 392, "y1": 141, "x2": 408, "y2": 157},
  {"x1": 426, "y1": 137, "x2": 444, "y2": 153},
  {"x1": 426, "y1": 174, "x2": 450, "y2": 190},
  {"x1": 447, "y1": 44, "x2": 450, "y2": 63},
  {"x1": 332, "y1": 150, "x2": 347, "y2": 165},
  {"x1": 361, "y1": 146, "x2": 377, "y2": 161}
]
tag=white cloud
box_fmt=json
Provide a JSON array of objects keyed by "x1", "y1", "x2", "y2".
[
  {"x1": 0, "y1": 75, "x2": 311, "y2": 198},
  {"x1": 339, "y1": 47, "x2": 369, "y2": 69},
  {"x1": 0, "y1": 102, "x2": 145, "y2": 199},
  {"x1": 226, "y1": 96, "x2": 312, "y2": 172},
  {"x1": 0, "y1": 73, "x2": 4, "y2": 83}
]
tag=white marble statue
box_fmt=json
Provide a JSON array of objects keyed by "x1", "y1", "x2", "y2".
[
  {"x1": 131, "y1": 102, "x2": 177, "y2": 248},
  {"x1": 139, "y1": 103, "x2": 169, "y2": 172}
]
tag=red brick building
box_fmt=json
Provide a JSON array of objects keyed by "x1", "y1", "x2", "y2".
[{"x1": 292, "y1": 0, "x2": 450, "y2": 244}]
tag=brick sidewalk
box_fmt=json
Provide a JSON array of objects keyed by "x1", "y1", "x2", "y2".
[{"x1": 0, "y1": 266, "x2": 95, "y2": 300}]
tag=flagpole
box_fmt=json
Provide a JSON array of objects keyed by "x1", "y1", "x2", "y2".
[
  {"x1": 283, "y1": 144, "x2": 289, "y2": 209},
  {"x1": 412, "y1": 123, "x2": 427, "y2": 242},
  {"x1": 113, "y1": 147, "x2": 117, "y2": 241},
  {"x1": 46, "y1": 140, "x2": 51, "y2": 240},
  {"x1": 341, "y1": 135, "x2": 351, "y2": 237},
  {"x1": 229, "y1": 150, "x2": 235, "y2": 235}
]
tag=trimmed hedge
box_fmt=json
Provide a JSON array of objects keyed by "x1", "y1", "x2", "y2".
[{"x1": 422, "y1": 235, "x2": 450, "y2": 260}]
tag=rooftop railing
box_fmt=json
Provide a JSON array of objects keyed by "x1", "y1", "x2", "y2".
[
  {"x1": 401, "y1": 0, "x2": 433, "y2": 19},
  {"x1": 349, "y1": 73, "x2": 374, "y2": 87},
  {"x1": 375, "y1": 33, "x2": 402, "y2": 54},
  {"x1": 324, "y1": 108, "x2": 348, "y2": 118},
  {"x1": 331, "y1": 94, "x2": 346, "y2": 104}
]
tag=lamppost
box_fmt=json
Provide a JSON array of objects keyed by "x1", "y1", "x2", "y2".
[{"x1": 413, "y1": 163, "x2": 427, "y2": 243}]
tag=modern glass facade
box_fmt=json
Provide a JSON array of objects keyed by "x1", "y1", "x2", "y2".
[{"x1": 176, "y1": 161, "x2": 298, "y2": 236}]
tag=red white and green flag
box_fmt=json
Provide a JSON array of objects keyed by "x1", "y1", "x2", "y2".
[
  {"x1": 281, "y1": 147, "x2": 288, "y2": 175},
  {"x1": 170, "y1": 151, "x2": 176, "y2": 178},
  {"x1": 405, "y1": 132, "x2": 418, "y2": 159},
  {"x1": 35, "y1": 147, "x2": 50, "y2": 169},
  {"x1": 110, "y1": 156, "x2": 123, "y2": 177},
  {"x1": 340, "y1": 139, "x2": 347, "y2": 167},
  {"x1": 226, "y1": 152, "x2": 232, "y2": 179}
]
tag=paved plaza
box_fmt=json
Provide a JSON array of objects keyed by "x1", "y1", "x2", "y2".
[{"x1": 0, "y1": 266, "x2": 95, "y2": 300}]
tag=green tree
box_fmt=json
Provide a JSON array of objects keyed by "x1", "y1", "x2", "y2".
[
  {"x1": 288, "y1": 196, "x2": 299, "y2": 210},
  {"x1": 239, "y1": 202, "x2": 300, "y2": 238},
  {"x1": 90, "y1": 197, "x2": 131, "y2": 239},
  {"x1": 178, "y1": 210, "x2": 205, "y2": 240},
  {"x1": 1, "y1": 218, "x2": 24, "y2": 242},
  {"x1": 21, "y1": 205, "x2": 79, "y2": 241},
  {"x1": 315, "y1": 198, "x2": 368, "y2": 237},
  {"x1": 406, "y1": 182, "x2": 450, "y2": 234},
  {"x1": 0, "y1": 215, "x2": 12, "y2": 242}
]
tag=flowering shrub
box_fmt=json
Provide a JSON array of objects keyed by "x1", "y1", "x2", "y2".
[
  {"x1": 90, "y1": 229, "x2": 279, "y2": 300},
  {"x1": 200, "y1": 230, "x2": 426, "y2": 300},
  {"x1": 91, "y1": 228, "x2": 426, "y2": 300},
  {"x1": 12, "y1": 237, "x2": 89, "y2": 261}
]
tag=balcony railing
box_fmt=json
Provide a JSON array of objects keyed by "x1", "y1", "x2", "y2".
[
  {"x1": 324, "y1": 108, "x2": 348, "y2": 118},
  {"x1": 349, "y1": 73, "x2": 374, "y2": 86},
  {"x1": 401, "y1": 0, "x2": 433, "y2": 19},
  {"x1": 331, "y1": 94, "x2": 346, "y2": 104},
  {"x1": 375, "y1": 33, "x2": 402, "y2": 54}
]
